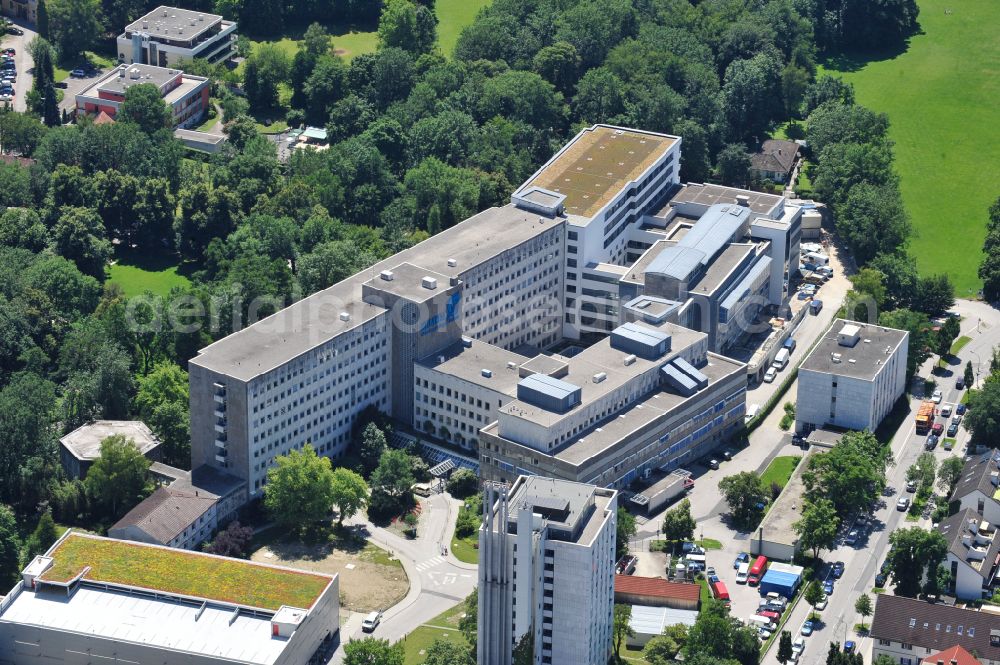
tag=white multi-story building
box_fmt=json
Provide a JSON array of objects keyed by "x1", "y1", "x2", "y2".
[
  {"x1": 951, "y1": 453, "x2": 1000, "y2": 525},
  {"x1": 795, "y1": 320, "x2": 908, "y2": 433},
  {"x1": 479, "y1": 476, "x2": 617, "y2": 665},
  {"x1": 117, "y1": 6, "x2": 238, "y2": 67}
]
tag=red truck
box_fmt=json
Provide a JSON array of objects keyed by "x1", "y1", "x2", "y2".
[{"x1": 915, "y1": 401, "x2": 936, "y2": 434}]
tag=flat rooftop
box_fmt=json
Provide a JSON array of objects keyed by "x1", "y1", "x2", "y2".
[
  {"x1": 191, "y1": 204, "x2": 561, "y2": 381},
  {"x1": 60, "y1": 420, "x2": 159, "y2": 461},
  {"x1": 416, "y1": 339, "x2": 527, "y2": 394},
  {"x1": 364, "y1": 262, "x2": 455, "y2": 303},
  {"x1": 690, "y1": 243, "x2": 756, "y2": 296},
  {"x1": 1, "y1": 585, "x2": 290, "y2": 665},
  {"x1": 491, "y1": 476, "x2": 616, "y2": 546},
  {"x1": 621, "y1": 239, "x2": 677, "y2": 285},
  {"x1": 39, "y1": 533, "x2": 332, "y2": 611},
  {"x1": 125, "y1": 6, "x2": 224, "y2": 41},
  {"x1": 498, "y1": 321, "x2": 707, "y2": 428},
  {"x1": 799, "y1": 319, "x2": 909, "y2": 380},
  {"x1": 95, "y1": 64, "x2": 179, "y2": 95},
  {"x1": 657, "y1": 183, "x2": 783, "y2": 217},
  {"x1": 520, "y1": 125, "x2": 677, "y2": 218}
]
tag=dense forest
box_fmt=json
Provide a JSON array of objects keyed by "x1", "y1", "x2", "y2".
[{"x1": 0, "y1": 0, "x2": 928, "y2": 582}]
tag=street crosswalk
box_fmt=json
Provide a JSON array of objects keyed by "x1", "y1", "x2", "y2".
[{"x1": 414, "y1": 556, "x2": 445, "y2": 572}]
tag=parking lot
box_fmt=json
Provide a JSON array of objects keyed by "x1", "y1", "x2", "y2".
[{"x1": 0, "y1": 20, "x2": 35, "y2": 114}]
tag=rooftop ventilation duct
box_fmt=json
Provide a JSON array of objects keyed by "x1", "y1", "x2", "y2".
[{"x1": 481, "y1": 369, "x2": 492, "y2": 378}]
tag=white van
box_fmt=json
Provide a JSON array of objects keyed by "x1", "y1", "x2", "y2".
[
  {"x1": 744, "y1": 404, "x2": 761, "y2": 424},
  {"x1": 772, "y1": 348, "x2": 790, "y2": 370},
  {"x1": 361, "y1": 611, "x2": 382, "y2": 632},
  {"x1": 746, "y1": 615, "x2": 773, "y2": 630},
  {"x1": 736, "y1": 562, "x2": 750, "y2": 584}
]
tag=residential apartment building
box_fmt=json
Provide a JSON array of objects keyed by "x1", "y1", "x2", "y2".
[
  {"x1": 0, "y1": 0, "x2": 36, "y2": 22},
  {"x1": 0, "y1": 532, "x2": 339, "y2": 665},
  {"x1": 478, "y1": 476, "x2": 617, "y2": 665},
  {"x1": 75, "y1": 63, "x2": 210, "y2": 128},
  {"x1": 938, "y1": 508, "x2": 1000, "y2": 600},
  {"x1": 870, "y1": 594, "x2": 1000, "y2": 665},
  {"x1": 796, "y1": 320, "x2": 909, "y2": 433},
  {"x1": 117, "y1": 6, "x2": 238, "y2": 66},
  {"x1": 951, "y1": 452, "x2": 1000, "y2": 525}
]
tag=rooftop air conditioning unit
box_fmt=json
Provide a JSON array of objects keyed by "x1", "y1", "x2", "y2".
[
  {"x1": 339, "y1": 312, "x2": 350, "y2": 322},
  {"x1": 623, "y1": 354, "x2": 637, "y2": 366},
  {"x1": 447, "y1": 258, "x2": 457, "y2": 267},
  {"x1": 421, "y1": 276, "x2": 437, "y2": 290},
  {"x1": 592, "y1": 372, "x2": 607, "y2": 384},
  {"x1": 481, "y1": 369, "x2": 492, "y2": 378},
  {"x1": 379, "y1": 270, "x2": 394, "y2": 281},
  {"x1": 507, "y1": 361, "x2": 517, "y2": 370}
]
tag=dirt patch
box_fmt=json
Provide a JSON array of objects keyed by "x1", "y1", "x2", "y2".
[
  {"x1": 251, "y1": 540, "x2": 408, "y2": 613},
  {"x1": 333, "y1": 48, "x2": 348, "y2": 56}
]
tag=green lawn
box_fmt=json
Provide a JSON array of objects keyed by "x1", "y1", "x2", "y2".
[
  {"x1": 760, "y1": 456, "x2": 801, "y2": 490},
  {"x1": 107, "y1": 249, "x2": 192, "y2": 298},
  {"x1": 45, "y1": 533, "x2": 331, "y2": 610},
  {"x1": 951, "y1": 335, "x2": 972, "y2": 354},
  {"x1": 436, "y1": 0, "x2": 490, "y2": 55},
  {"x1": 696, "y1": 538, "x2": 723, "y2": 550},
  {"x1": 401, "y1": 603, "x2": 470, "y2": 664},
  {"x1": 820, "y1": 0, "x2": 1000, "y2": 295},
  {"x1": 450, "y1": 534, "x2": 479, "y2": 564}
]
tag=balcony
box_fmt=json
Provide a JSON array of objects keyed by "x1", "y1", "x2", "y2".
[
  {"x1": 215, "y1": 455, "x2": 227, "y2": 465},
  {"x1": 214, "y1": 409, "x2": 225, "y2": 419},
  {"x1": 214, "y1": 423, "x2": 226, "y2": 433},
  {"x1": 214, "y1": 394, "x2": 226, "y2": 405},
  {"x1": 214, "y1": 439, "x2": 227, "y2": 449}
]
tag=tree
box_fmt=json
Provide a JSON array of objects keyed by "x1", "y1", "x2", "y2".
[
  {"x1": 719, "y1": 472, "x2": 766, "y2": 530},
  {"x1": 802, "y1": 430, "x2": 889, "y2": 518},
  {"x1": 0, "y1": 208, "x2": 47, "y2": 251},
  {"x1": 118, "y1": 84, "x2": 172, "y2": 135},
  {"x1": 343, "y1": 638, "x2": 404, "y2": 665},
  {"x1": 512, "y1": 632, "x2": 534, "y2": 665},
  {"x1": 330, "y1": 468, "x2": 368, "y2": 527},
  {"x1": 979, "y1": 197, "x2": 1000, "y2": 301},
  {"x1": 887, "y1": 527, "x2": 948, "y2": 597},
  {"x1": 25, "y1": 509, "x2": 58, "y2": 558},
  {"x1": 243, "y1": 45, "x2": 290, "y2": 110},
  {"x1": 684, "y1": 601, "x2": 733, "y2": 661},
  {"x1": 369, "y1": 449, "x2": 415, "y2": 517},
  {"x1": 0, "y1": 108, "x2": 47, "y2": 156},
  {"x1": 880, "y1": 308, "x2": 933, "y2": 377},
  {"x1": 776, "y1": 630, "x2": 793, "y2": 664},
  {"x1": 37, "y1": 0, "x2": 49, "y2": 38},
  {"x1": 855, "y1": 594, "x2": 872, "y2": 629},
  {"x1": 614, "y1": 604, "x2": 635, "y2": 659},
  {"x1": 834, "y1": 184, "x2": 910, "y2": 265},
  {"x1": 800, "y1": 75, "x2": 854, "y2": 116},
  {"x1": 965, "y1": 379, "x2": 1000, "y2": 448},
  {"x1": 915, "y1": 274, "x2": 955, "y2": 317},
  {"x1": 147, "y1": 400, "x2": 190, "y2": 467},
  {"x1": 0, "y1": 504, "x2": 20, "y2": 587},
  {"x1": 264, "y1": 444, "x2": 336, "y2": 530},
  {"x1": 806, "y1": 103, "x2": 889, "y2": 156},
  {"x1": 616, "y1": 506, "x2": 636, "y2": 559},
  {"x1": 870, "y1": 252, "x2": 918, "y2": 309},
  {"x1": 48, "y1": 0, "x2": 102, "y2": 57},
  {"x1": 51, "y1": 206, "x2": 112, "y2": 280},
  {"x1": 721, "y1": 52, "x2": 782, "y2": 143},
  {"x1": 907, "y1": 452, "x2": 936, "y2": 493},
  {"x1": 642, "y1": 625, "x2": 687, "y2": 664},
  {"x1": 938, "y1": 456, "x2": 965, "y2": 496},
  {"x1": 794, "y1": 498, "x2": 840, "y2": 559},
  {"x1": 936, "y1": 315, "x2": 961, "y2": 360},
  {"x1": 965, "y1": 361, "x2": 976, "y2": 388},
  {"x1": 42, "y1": 78, "x2": 60, "y2": 128},
  {"x1": 358, "y1": 422, "x2": 387, "y2": 477},
  {"x1": 458, "y1": 588, "x2": 477, "y2": 651},
  {"x1": 204, "y1": 520, "x2": 254, "y2": 557},
  {"x1": 873, "y1": 656, "x2": 898, "y2": 665},
  {"x1": 803, "y1": 580, "x2": 824, "y2": 617},
  {"x1": 377, "y1": 0, "x2": 437, "y2": 55},
  {"x1": 533, "y1": 42, "x2": 580, "y2": 94},
  {"x1": 716, "y1": 144, "x2": 751, "y2": 189},
  {"x1": 446, "y1": 468, "x2": 478, "y2": 498},
  {"x1": 423, "y1": 639, "x2": 474, "y2": 665},
  {"x1": 661, "y1": 498, "x2": 696, "y2": 547},
  {"x1": 84, "y1": 434, "x2": 152, "y2": 517}
]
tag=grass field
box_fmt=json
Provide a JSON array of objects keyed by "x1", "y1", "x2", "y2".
[
  {"x1": 107, "y1": 248, "x2": 192, "y2": 298},
  {"x1": 760, "y1": 456, "x2": 801, "y2": 490},
  {"x1": 821, "y1": 0, "x2": 1000, "y2": 295},
  {"x1": 436, "y1": 0, "x2": 490, "y2": 55},
  {"x1": 450, "y1": 533, "x2": 478, "y2": 564}
]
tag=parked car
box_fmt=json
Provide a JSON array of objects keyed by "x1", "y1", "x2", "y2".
[
  {"x1": 733, "y1": 552, "x2": 750, "y2": 569},
  {"x1": 801, "y1": 621, "x2": 814, "y2": 636},
  {"x1": 932, "y1": 389, "x2": 943, "y2": 403},
  {"x1": 957, "y1": 403, "x2": 968, "y2": 415},
  {"x1": 845, "y1": 530, "x2": 859, "y2": 545},
  {"x1": 7, "y1": 26, "x2": 23, "y2": 35},
  {"x1": 763, "y1": 367, "x2": 777, "y2": 383},
  {"x1": 897, "y1": 497, "x2": 911, "y2": 511},
  {"x1": 361, "y1": 610, "x2": 382, "y2": 632},
  {"x1": 906, "y1": 480, "x2": 917, "y2": 492},
  {"x1": 941, "y1": 404, "x2": 952, "y2": 418},
  {"x1": 844, "y1": 641, "x2": 856, "y2": 654},
  {"x1": 944, "y1": 438, "x2": 954, "y2": 451},
  {"x1": 792, "y1": 637, "x2": 806, "y2": 659},
  {"x1": 875, "y1": 571, "x2": 887, "y2": 587},
  {"x1": 756, "y1": 610, "x2": 781, "y2": 622},
  {"x1": 765, "y1": 592, "x2": 787, "y2": 610},
  {"x1": 708, "y1": 459, "x2": 720, "y2": 470},
  {"x1": 932, "y1": 422, "x2": 944, "y2": 436},
  {"x1": 948, "y1": 422, "x2": 960, "y2": 436},
  {"x1": 815, "y1": 595, "x2": 828, "y2": 610},
  {"x1": 957, "y1": 378, "x2": 966, "y2": 389},
  {"x1": 926, "y1": 434, "x2": 940, "y2": 449},
  {"x1": 722, "y1": 449, "x2": 734, "y2": 460},
  {"x1": 822, "y1": 580, "x2": 834, "y2": 595},
  {"x1": 70, "y1": 68, "x2": 87, "y2": 78},
  {"x1": 832, "y1": 562, "x2": 844, "y2": 578}
]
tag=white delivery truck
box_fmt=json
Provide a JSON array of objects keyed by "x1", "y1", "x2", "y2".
[{"x1": 772, "y1": 348, "x2": 790, "y2": 371}]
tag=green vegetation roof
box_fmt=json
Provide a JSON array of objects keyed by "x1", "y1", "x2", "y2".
[
  {"x1": 524, "y1": 126, "x2": 676, "y2": 218},
  {"x1": 41, "y1": 533, "x2": 331, "y2": 611}
]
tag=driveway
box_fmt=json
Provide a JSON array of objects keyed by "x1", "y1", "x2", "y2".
[
  {"x1": 328, "y1": 492, "x2": 476, "y2": 662},
  {"x1": 0, "y1": 19, "x2": 35, "y2": 113},
  {"x1": 58, "y1": 67, "x2": 105, "y2": 114}
]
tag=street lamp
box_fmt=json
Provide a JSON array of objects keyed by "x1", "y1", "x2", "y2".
[{"x1": 969, "y1": 349, "x2": 982, "y2": 388}]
